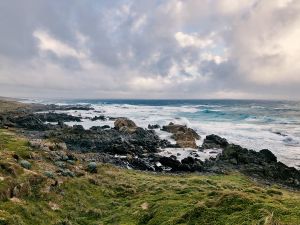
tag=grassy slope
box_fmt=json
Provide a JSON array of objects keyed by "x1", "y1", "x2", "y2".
[
  {"x1": 0, "y1": 129, "x2": 300, "y2": 225},
  {"x1": 0, "y1": 100, "x2": 29, "y2": 113}
]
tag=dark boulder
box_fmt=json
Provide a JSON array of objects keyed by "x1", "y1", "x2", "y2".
[
  {"x1": 90, "y1": 125, "x2": 110, "y2": 131},
  {"x1": 202, "y1": 134, "x2": 229, "y2": 149},
  {"x1": 148, "y1": 124, "x2": 160, "y2": 129},
  {"x1": 128, "y1": 158, "x2": 155, "y2": 171},
  {"x1": 158, "y1": 156, "x2": 203, "y2": 172},
  {"x1": 87, "y1": 162, "x2": 97, "y2": 173},
  {"x1": 181, "y1": 156, "x2": 196, "y2": 164},
  {"x1": 159, "y1": 156, "x2": 181, "y2": 171},
  {"x1": 91, "y1": 115, "x2": 106, "y2": 121},
  {"x1": 259, "y1": 149, "x2": 277, "y2": 163},
  {"x1": 73, "y1": 125, "x2": 84, "y2": 131}
]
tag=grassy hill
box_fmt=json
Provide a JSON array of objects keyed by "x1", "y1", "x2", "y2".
[{"x1": 0, "y1": 129, "x2": 299, "y2": 225}]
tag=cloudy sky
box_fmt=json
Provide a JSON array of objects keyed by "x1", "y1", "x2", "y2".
[{"x1": 0, "y1": 0, "x2": 300, "y2": 99}]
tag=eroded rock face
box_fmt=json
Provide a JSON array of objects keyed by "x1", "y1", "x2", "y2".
[
  {"x1": 162, "y1": 123, "x2": 200, "y2": 148},
  {"x1": 114, "y1": 118, "x2": 137, "y2": 133}
]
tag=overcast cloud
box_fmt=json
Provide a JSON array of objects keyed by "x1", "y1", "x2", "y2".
[{"x1": 0, "y1": 0, "x2": 299, "y2": 99}]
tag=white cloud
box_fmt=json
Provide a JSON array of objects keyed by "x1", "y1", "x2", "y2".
[
  {"x1": 175, "y1": 32, "x2": 214, "y2": 48},
  {"x1": 131, "y1": 15, "x2": 147, "y2": 32},
  {"x1": 216, "y1": 0, "x2": 257, "y2": 15},
  {"x1": 201, "y1": 52, "x2": 227, "y2": 65},
  {"x1": 1, "y1": 0, "x2": 300, "y2": 99},
  {"x1": 231, "y1": 0, "x2": 300, "y2": 85},
  {"x1": 33, "y1": 30, "x2": 87, "y2": 59}
]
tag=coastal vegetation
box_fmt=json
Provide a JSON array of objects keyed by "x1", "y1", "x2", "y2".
[{"x1": 0, "y1": 128, "x2": 300, "y2": 224}]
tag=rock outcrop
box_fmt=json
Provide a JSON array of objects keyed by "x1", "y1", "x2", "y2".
[
  {"x1": 205, "y1": 144, "x2": 300, "y2": 188},
  {"x1": 162, "y1": 123, "x2": 200, "y2": 148},
  {"x1": 201, "y1": 134, "x2": 229, "y2": 149},
  {"x1": 47, "y1": 124, "x2": 170, "y2": 156},
  {"x1": 148, "y1": 124, "x2": 160, "y2": 129},
  {"x1": 114, "y1": 118, "x2": 137, "y2": 133},
  {"x1": 35, "y1": 112, "x2": 81, "y2": 122}
]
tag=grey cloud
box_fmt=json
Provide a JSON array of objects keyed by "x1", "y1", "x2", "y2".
[{"x1": 0, "y1": 0, "x2": 299, "y2": 99}]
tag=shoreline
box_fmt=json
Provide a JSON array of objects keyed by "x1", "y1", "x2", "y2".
[
  {"x1": 25, "y1": 98, "x2": 300, "y2": 168},
  {"x1": 0, "y1": 98, "x2": 300, "y2": 190},
  {"x1": 0, "y1": 98, "x2": 300, "y2": 224}
]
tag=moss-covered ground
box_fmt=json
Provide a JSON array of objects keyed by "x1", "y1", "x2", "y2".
[{"x1": 0, "y1": 129, "x2": 299, "y2": 225}]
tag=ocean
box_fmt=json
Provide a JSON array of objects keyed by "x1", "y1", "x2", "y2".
[{"x1": 28, "y1": 99, "x2": 300, "y2": 168}]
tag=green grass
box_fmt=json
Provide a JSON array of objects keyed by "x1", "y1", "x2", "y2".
[{"x1": 0, "y1": 129, "x2": 300, "y2": 225}]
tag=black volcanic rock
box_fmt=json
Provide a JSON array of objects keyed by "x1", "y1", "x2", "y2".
[
  {"x1": 8, "y1": 114, "x2": 49, "y2": 130},
  {"x1": 202, "y1": 134, "x2": 229, "y2": 149},
  {"x1": 91, "y1": 115, "x2": 106, "y2": 121},
  {"x1": 209, "y1": 143, "x2": 300, "y2": 188},
  {"x1": 259, "y1": 149, "x2": 277, "y2": 163},
  {"x1": 148, "y1": 124, "x2": 160, "y2": 129},
  {"x1": 45, "y1": 104, "x2": 94, "y2": 111},
  {"x1": 35, "y1": 112, "x2": 81, "y2": 122},
  {"x1": 48, "y1": 124, "x2": 168, "y2": 156}
]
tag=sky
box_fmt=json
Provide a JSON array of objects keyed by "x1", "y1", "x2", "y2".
[{"x1": 0, "y1": 0, "x2": 300, "y2": 100}]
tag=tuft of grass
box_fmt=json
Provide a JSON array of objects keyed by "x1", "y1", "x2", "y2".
[
  {"x1": 0, "y1": 129, "x2": 32, "y2": 159},
  {"x1": 0, "y1": 129, "x2": 300, "y2": 224}
]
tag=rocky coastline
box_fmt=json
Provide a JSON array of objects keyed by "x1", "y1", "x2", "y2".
[{"x1": 0, "y1": 100, "x2": 300, "y2": 189}]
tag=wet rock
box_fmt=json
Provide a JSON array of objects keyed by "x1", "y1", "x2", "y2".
[
  {"x1": 259, "y1": 149, "x2": 277, "y2": 163},
  {"x1": 9, "y1": 114, "x2": 49, "y2": 130},
  {"x1": 50, "y1": 122, "x2": 165, "y2": 155},
  {"x1": 49, "y1": 104, "x2": 94, "y2": 111},
  {"x1": 35, "y1": 112, "x2": 81, "y2": 122},
  {"x1": 128, "y1": 158, "x2": 155, "y2": 171},
  {"x1": 91, "y1": 115, "x2": 106, "y2": 121},
  {"x1": 181, "y1": 156, "x2": 196, "y2": 164},
  {"x1": 157, "y1": 156, "x2": 203, "y2": 172},
  {"x1": 202, "y1": 134, "x2": 229, "y2": 149},
  {"x1": 159, "y1": 156, "x2": 181, "y2": 171},
  {"x1": 73, "y1": 125, "x2": 84, "y2": 131},
  {"x1": 90, "y1": 125, "x2": 110, "y2": 131},
  {"x1": 148, "y1": 124, "x2": 160, "y2": 129},
  {"x1": 162, "y1": 123, "x2": 200, "y2": 148},
  {"x1": 114, "y1": 118, "x2": 137, "y2": 133}
]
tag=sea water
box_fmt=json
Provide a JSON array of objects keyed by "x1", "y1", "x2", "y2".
[{"x1": 29, "y1": 99, "x2": 300, "y2": 168}]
